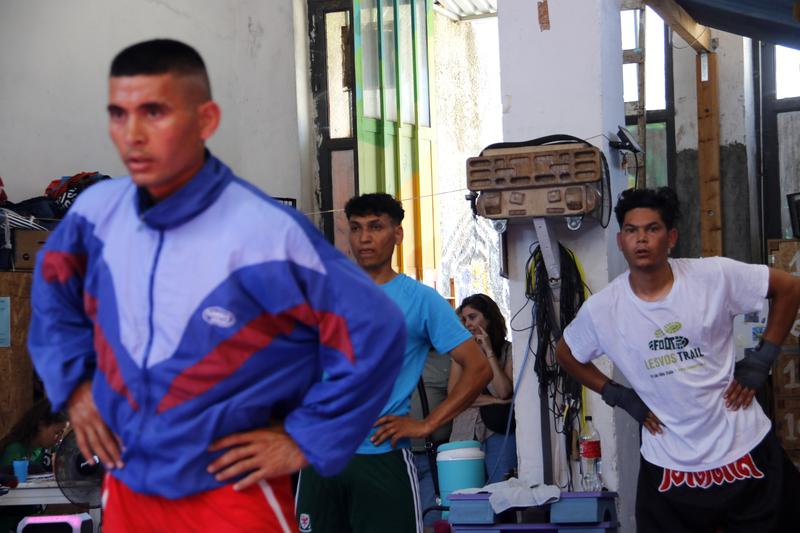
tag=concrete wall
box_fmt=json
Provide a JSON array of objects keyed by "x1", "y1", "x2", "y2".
[
  {"x1": 432, "y1": 14, "x2": 508, "y2": 313},
  {"x1": 672, "y1": 31, "x2": 757, "y2": 262},
  {"x1": 0, "y1": 0, "x2": 314, "y2": 211},
  {"x1": 672, "y1": 31, "x2": 701, "y2": 258},
  {"x1": 778, "y1": 112, "x2": 800, "y2": 237}
]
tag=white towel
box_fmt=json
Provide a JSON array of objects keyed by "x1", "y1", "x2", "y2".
[{"x1": 453, "y1": 477, "x2": 561, "y2": 513}]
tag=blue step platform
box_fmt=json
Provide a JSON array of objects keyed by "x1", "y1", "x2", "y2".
[
  {"x1": 451, "y1": 523, "x2": 617, "y2": 533},
  {"x1": 550, "y1": 492, "x2": 617, "y2": 524},
  {"x1": 448, "y1": 491, "x2": 618, "y2": 533}
]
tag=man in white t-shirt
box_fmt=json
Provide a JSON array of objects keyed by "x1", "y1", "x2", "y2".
[{"x1": 556, "y1": 187, "x2": 800, "y2": 532}]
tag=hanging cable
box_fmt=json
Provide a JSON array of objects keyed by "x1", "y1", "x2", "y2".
[{"x1": 524, "y1": 242, "x2": 589, "y2": 490}]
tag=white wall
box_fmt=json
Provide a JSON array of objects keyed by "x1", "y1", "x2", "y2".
[{"x1": 0, "y1": 0, "x2": 311, "y2": 208}]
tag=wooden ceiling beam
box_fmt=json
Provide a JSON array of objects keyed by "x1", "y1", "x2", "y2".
[
  {"x1": 696, "y1": 52, "x2": 722, "y2": 256},
  {"x1": 647, "y1": 0, "x2": 712, "y2": 53}
]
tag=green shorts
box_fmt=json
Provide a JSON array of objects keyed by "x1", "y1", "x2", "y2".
[{"x1": 295, "y1": 449, "x2": 422, "y2": 533}]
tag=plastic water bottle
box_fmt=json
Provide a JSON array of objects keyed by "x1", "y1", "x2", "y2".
[{"x1": 579, "y1": 416, "x2": 603, "y2": 492}]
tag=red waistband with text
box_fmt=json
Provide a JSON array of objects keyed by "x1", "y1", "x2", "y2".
[{"x1": 658, "y1": 453, "x2": 765, "y2": 492}]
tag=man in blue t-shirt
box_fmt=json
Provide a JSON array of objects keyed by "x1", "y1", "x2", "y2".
[{"x1": 296, "y1": 193, "x2": 492, "y2": 533}]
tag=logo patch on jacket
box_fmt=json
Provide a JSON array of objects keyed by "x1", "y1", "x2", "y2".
[{"x1": 202, "y1": 306, "x2": 236, "y2": 328}]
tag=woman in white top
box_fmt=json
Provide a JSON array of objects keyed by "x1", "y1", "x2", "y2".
[{"x1": 449, "y1": 294, "x2": 516, "y2": 483}]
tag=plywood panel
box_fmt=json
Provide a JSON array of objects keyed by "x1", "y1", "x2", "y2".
[
  {"x1": 0, "y1": 272, "x2": 34, "y2": 440},
  {"x1": 775, "y1": 396, "x2": 800, "y2": 451},
  {"x1": 696, "y1": 52, "x2": 722, "y2": 257},
  {"x1": 774, "y1": 350, "x2": 800, "y2": 397},
  {"x1": 767, "y1": 239, "x2": 800, "y2": 273}
]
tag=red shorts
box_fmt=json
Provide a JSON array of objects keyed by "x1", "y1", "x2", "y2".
[{"x1": 102, "y1": 474, "x2": 296, "y2": 532}]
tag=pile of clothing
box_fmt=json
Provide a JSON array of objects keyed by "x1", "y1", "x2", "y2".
[{"x1": 0, "y1": 172, "x2": 110, "y2": 269}]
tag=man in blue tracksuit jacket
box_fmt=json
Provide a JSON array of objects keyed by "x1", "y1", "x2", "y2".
[{"x1": 27, "y1": 39, "x2": 405, "y2": 532}]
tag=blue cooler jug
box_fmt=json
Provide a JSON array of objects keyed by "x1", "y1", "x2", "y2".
[{"x1": 436, "y1": 440, "x2": 485, "y2": 505}]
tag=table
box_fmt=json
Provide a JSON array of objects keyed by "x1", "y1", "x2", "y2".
[{"x1": 0, "y1": 479, "x2": 101, "y2": 532}]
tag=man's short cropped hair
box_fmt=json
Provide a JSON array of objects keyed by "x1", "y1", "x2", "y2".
[
  {"x1": 344, "y1": 193, "x2": 405, "y2": 225},
  {"x1": 110, "y1": 39, "x2": 211, "y2": 99},
  {"x1": 614, "y1": 187, "x2": 681, "y2": 229}
]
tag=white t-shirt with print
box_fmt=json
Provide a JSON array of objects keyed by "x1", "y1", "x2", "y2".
[{"x1": 563, "y1": 257, "x2": 770, "y2": 472}]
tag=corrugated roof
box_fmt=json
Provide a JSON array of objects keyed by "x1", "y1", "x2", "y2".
[
  {"x1": 432, "y1": 0, "x2": 800, "y2": 49},
  {"x1": 434, "y1": 0, "x2": 497, "y2": 21}
]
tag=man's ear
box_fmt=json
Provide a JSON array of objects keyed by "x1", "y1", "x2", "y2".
[
  {"x1": 668, "y1": 227, "x2": 678, "y2": 250},
  {"x1": 198, "y1": 100, "x2": 221, "y2": 141},
  {"x1": 394, "y1": 224, "x2": 403, "y2": 245},
  {"x1": 616, "y1": 231, "x2": 622, "y2": 251}
]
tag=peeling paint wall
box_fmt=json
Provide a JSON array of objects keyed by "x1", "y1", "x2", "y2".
[
  {"x1": 432, "y1": 15, "x2": 508, "y2": 312},
  {"x1": 293, "y1": 0, "x2": 317, "y2": 220},
  {"x1": 0, "y1": 0, "x2": 310, "y2": 209}
]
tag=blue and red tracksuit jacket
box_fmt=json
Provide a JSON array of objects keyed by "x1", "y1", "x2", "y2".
[{"x1": 27, "y1": 153, "x2": 405, "y2": 499}]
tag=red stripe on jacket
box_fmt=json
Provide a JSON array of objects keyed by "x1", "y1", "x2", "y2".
[
  {"x1": 157, "y1": 304, "x2": 354, "y2": 413},
  {"x1": 285, "y1": 303, "x2": 355, "y2": 363},
  {"x1": 41, "y1": 251, "x2": 87, "y2": 283},
  {"x1": 85, "y1": 293, "x2": 138, "y2": 410}
]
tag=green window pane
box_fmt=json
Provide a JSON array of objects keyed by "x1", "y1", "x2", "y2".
[
  {"x1": 399, "y1": 0, "x2": 415, "y2": 124},
  {"x1": 361, "y1": 0, "x2": 381, "y2": 119},
  {"x1": 415, "y1": 0, "x2": 430, "y2": 127},
  {"x1": 625, "y1": 123, "x2": 668, "y2": 188},
  {"x1": 381, "y1": 0, "x2": 397, "y2": 121}
]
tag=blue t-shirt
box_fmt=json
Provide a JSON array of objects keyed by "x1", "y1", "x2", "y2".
[{"x1": 357, "y1": 274, "x2": 472, "y2": 454}]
